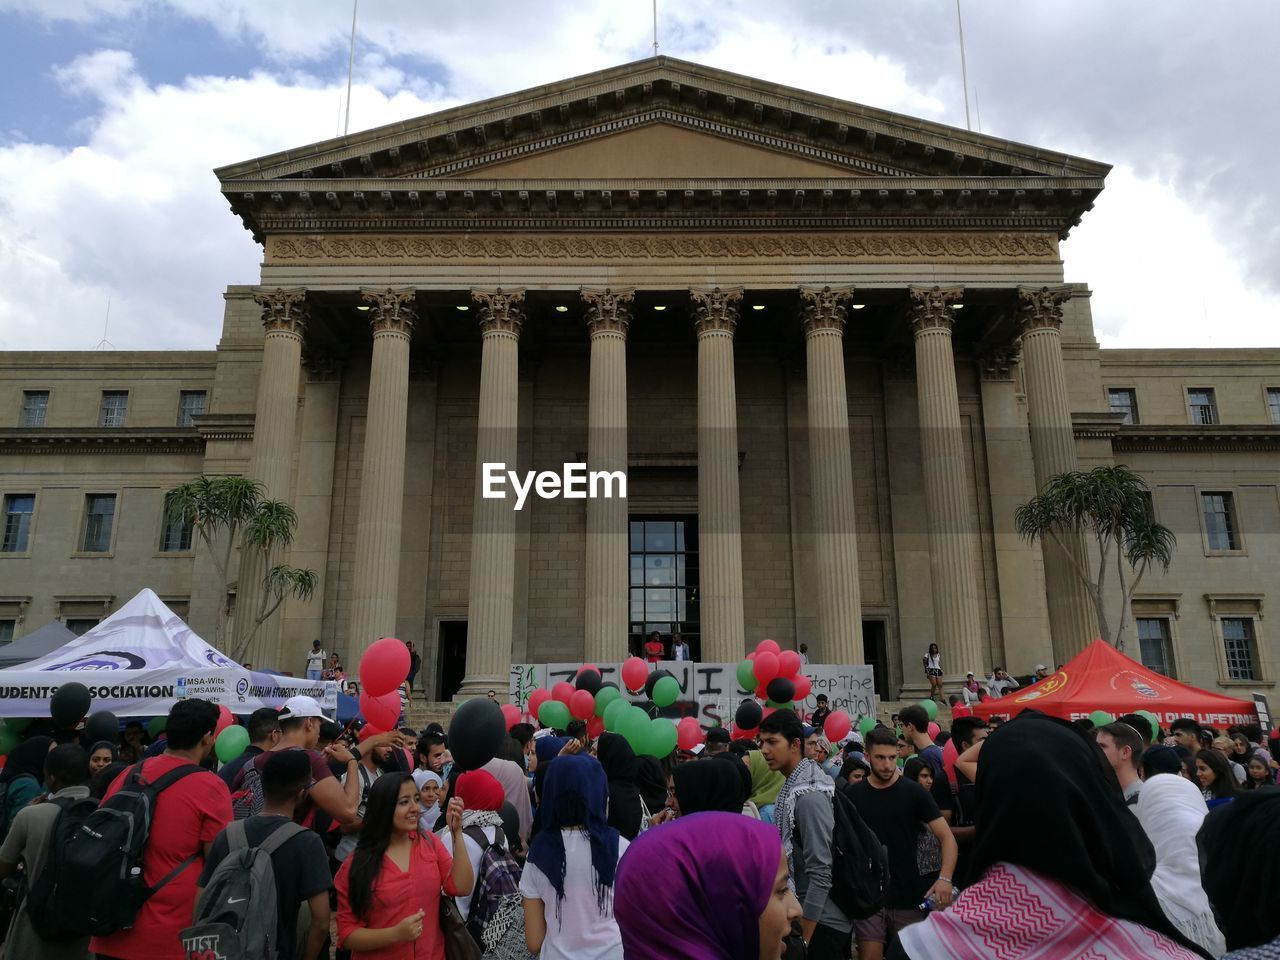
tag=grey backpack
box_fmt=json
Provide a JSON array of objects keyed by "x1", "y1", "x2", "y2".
[{"x1": 179, "y1": 819, "x2": 306, "y2": 960}]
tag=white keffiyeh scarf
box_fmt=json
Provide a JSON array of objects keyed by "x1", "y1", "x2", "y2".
[{"x1": 774, "y1": 757, "x2": 834, "y2": 890}]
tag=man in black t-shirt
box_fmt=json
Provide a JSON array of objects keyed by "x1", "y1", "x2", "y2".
[
  {"x1": 199, "y1": 750, "x2": 332, "y2": 960},
  {"x1": 849, "y1": 727, "x2": 957, "y2": 960}
]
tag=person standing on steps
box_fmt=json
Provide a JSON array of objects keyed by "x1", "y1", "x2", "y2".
[
  {"x1": 923, "y1": 643, "x2": 943, "y2": 702},
  {"x1": 404, "y1": 640, "x2": 421, "y2": 696},
  {"x1": 305, "y1": 640, "x2": 326, "y2": 681}
]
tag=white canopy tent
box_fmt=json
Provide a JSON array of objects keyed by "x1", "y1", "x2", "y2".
[{"x1": 0, "y1": 588, "x2": 337, "y2": 718}]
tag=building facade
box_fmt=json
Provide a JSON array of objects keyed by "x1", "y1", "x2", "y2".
[{"x1": 2, "y1": 59, "x2": 1277, "y2": 701}]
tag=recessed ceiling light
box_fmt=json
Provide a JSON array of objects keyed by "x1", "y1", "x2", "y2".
[
  {"x1": 653, "y1": 305, "x2": 667, "y2": 312},
  {"x1": 554, "y1": 305, "x2": 569, "y2": 313},
  {"x1": 356, "y1": 305, "x2": 372, "y2": 312},
  {"x1": 456, "y1": 305, "x2": 470, "y2": 311},
  {"x1": 850, "y1": 304, "x2": 866, "y2": 310},
  {"x1": 951, "y1": 303, "x2": 964, "y2": 310},
  {"x1": 751, "y1": 304, "x2": 766, "y2": 311}
]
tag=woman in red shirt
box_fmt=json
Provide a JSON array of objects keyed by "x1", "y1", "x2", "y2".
[{"x1": 335, "y1": 773, "x2": 474, "y2": 959}]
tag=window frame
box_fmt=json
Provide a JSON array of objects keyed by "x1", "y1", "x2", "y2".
[
  {"x1": 1265, "y1": 386, "x2": 1280, "y2": 425},
  {"x1": 1134, "y1": 615, "x2": 1176, "y2": 678},
  {"x1": 1198, "y1": 488, "x2": 1245, "y2": 555},
  {"x1": 1185, "y1": 387, "x2": 1220, "y2": 425},
  {"x1": 628, "y1": 515, "x2": 700, "y2": 660},
  {"x1": 19, "y1": 390, "x2": 50, "y2": 427},
  {"x1": 1106, "y1": 387, "x2": 1139, "y2": 425},
  {"x1": 0, "y1": 618, "x2": 15, "y2": 645},
  {"x1": 1206, "y1": 595, "x2": 1270, "y2": 686},
  {"x1": 98, "y1": 390, "x2": 129, "y2": 428},
  {"x1": 158, "y1": 507, "x2": 194, "y2": 554},
  {"x1": 1, "y1": 492, "x2": 37, "y2": 555},
  {"x1": 78, "y1": 492, "x2": 119, "y2": 555},
  {"x1": 176, "y1": 389, "x2": 208, "y2": 428}
]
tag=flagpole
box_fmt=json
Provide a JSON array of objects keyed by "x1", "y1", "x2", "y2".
[
  {"x1": 344, "y1": 0, "x2": 358, "y2": 136},
  {"x1": 955, "y1": 0, "x2": 972, "y2": 131}
]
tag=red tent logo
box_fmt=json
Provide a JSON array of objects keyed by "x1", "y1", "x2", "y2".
[{"x1": 1015, "y1": 671, "x2": 1067, "y2": 702}]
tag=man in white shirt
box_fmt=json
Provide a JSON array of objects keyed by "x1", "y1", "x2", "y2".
[
  {"x1": 986, "y1": 666, "x2": 1019, "y2": 699},
  {"x1": 670, "y1": 633, "x2": 690, "y2": 661},
  {"x1": 799, "y1": 643, "x2": 811, "y2": 666},
  {"x1": 305, "y1": 640, "x2": 326, "y2": 680}
]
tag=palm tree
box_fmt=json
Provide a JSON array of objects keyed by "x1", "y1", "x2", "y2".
[
  {"x1": 1014, "y1": 465, "x2": 1176, "y2": 651},
  {"x1": 165, "y1": 476, "x2": 316, "y2": 659}
]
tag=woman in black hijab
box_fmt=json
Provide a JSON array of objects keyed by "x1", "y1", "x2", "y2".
[
  {"x1": 891, "y1": 712, "x2": 1211, "y2": 960},
  {"x1": 596, "y1": 733, "x2": 643, "y2": 839},
  {"x1": 673, "y1": 757, "x2": 748, "y2": 816},
  {"x1": 635, "y1": 755, "x2": 669, "y2": 819},
  {"x1": 1197, "y1": 786, "x2": 1280, "y2": 954}
]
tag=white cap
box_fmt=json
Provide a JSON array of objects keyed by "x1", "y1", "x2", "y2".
[
  {"x1": 966, "y1": 670, "x2": 975, "y2": 677},
  {"x1": 278, "y1": 695, "x2": 324, "y2": 720},
  {"x1": 1035, "y1": 664, "x2": 1048, "y2": 672}
]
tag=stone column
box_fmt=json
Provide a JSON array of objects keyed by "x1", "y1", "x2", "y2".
[
  {"x1": 582, "y1": 288, "x2": 633, "y2": 663},
  {"x1": 909, "y1": 286, "x2": 984, "y2": 682},
  {"x1": 1017, "y1": 285, "x2": 1097, "y2": 660},
  {"x1": 461, "y1": 289, "x2": 524, "y2": 698},
  {"x1": 238, "y1": 288, "x2": 307, "y2": 666},
  {"x1": 347, "y1": 289, "x2": 416, "y2": 658},
  {"x1": 692, "y1": 287, "x2": 745, "y2": 662},
  {"x1": 800, "y1": 285, "x2": 864, "y2": 664}
]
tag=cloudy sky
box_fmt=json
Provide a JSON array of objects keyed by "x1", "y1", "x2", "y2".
[{"x1": 1, "y1": 0, "x2": 1277, "y2": 351}]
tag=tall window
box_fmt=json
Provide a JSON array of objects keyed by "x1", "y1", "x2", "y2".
[
  {"x1": 99, "y1": 391, "x2": 128, "y2": 427},
  {"x1": 629, "y1": 517, "x2": 699, "y2": 659},
  {"x1": 1222, "y1": 618, "x2": 1257, "y2": 681},
  {"x1": 1187, "y1": 388, "x2": 1219, "y2": 425},
  {"x1": 1202, "y1": 492, "x2": 1239, "y2": 551},
  {"x1": 160, "y1": 511, "x2": 193, "y2": 552},
  {"x1": 1107, "y1": 388, "x2": 1138, "y2": 425},
  {"x1": 1, "y1": 495, "x2": 34, "y2": 553},
  {"x1": 177, "y1": 390, "x2": 207, "y2": 427},
  {"x1": 65, "y1": 618, "x2": 98, "y2": 637},
  {"x1": 81, "y1": 494, "x2": 117, "y2": 552},
  {"x1": 1136, "y1": 617, "x2": 1173, "y2": 676},
  {"x1": 1267, "y1": 388, "x2": 1280, "y2": 424},
  {"x1": 0, "y1": 619, "x2": 14, "y2": 645},
  {"x1": 20, "y1": 391, "x2": 49, "y2": 427}
]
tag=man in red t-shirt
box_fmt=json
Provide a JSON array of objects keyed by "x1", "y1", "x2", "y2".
[
  {"x1": 643, "y1": 630, "x2": 665, "y2": 663},
  {"x1": 91, "y1": 698, "x2": 232, "y2": 960}
]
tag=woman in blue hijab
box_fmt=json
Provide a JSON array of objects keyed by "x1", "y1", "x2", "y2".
[{"x1": 520, "y1": 753, "x2": 626, "y2": 958}]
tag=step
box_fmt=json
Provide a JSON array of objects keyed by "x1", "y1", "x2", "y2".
[{"x1": 405, "y1": 699, "x2": 455, "y2": 732}]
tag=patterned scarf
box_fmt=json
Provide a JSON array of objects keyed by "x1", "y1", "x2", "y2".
[{"x1": 774, "y1": 757, "x2": 834, "y2": 888}]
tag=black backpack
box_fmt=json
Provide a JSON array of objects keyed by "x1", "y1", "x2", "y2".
[
  {"x1": 795, "y1": 787, "x2": 889, "y2": 921},
  {"x1": 38, "y1": 760, "x2": 203, "y2": 937},
  {"x1": 24, "y1": 793, "x2": 100, "y2": 940}
]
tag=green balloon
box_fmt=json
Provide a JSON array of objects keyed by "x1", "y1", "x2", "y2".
[
  {"x1": 538, "y1": 700, "x2": 571, "y2": 730},
  {"x1": 214, "y1": 724, "x2": 250, "y2": 763},
  {"x1": 919, "y1": 699, "x2": 938, "y2": 721},
  {"x1": 1088, "y1": 710, "x2": 1114, "y2": 728},
  {"x1": 2, "y1": 717, "x2": 33, "y2": 733},
  {"x1": 644, "y1": 718, "x2": 678, "y2": 758},
  {"x1": 736, "y1": 659, "x2": 756, "y2": 691},
  {"x1": 594, "y1": 686, "x2": 621, "y2": 718},
  {"x1": 857, "y1": 715, "x2": 876, "y2": 737},
  {"x1": 603, "y1": 697, "x2": 630, "y2": 731},
  {"x1": 148, "y1": 716, "x2": 166, "y2": 739},
  {"x1": 1136, "y1": 710, "x2": 1161, "y2": 743},
  {"x1": 617, "y1": 706, "x2": 650, "y2": 752},
  {"x1": 652, "y1": 676, "x2": 680, "y2": 708},
  {"x1": 0, "y1": 728, "x2": 19, "y2": 756},
  {"x1": 765, "y1": 700, "x2": 792, "y2": 711}
]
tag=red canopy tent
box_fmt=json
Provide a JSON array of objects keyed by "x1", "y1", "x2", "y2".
[{"x1": 972, "y1": 640, "x2": 1257, "y2": 727}]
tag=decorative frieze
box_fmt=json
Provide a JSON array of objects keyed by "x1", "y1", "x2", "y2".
[
  {"x1": 691, "y1": 286, "x2": 743, "y2": 337},
  {"x1": 472, "y1": 288, "x2": 525, "y2": 338},
  {"x1": 799, "y1": 285, "x2": 853, "y2": 337},
  {"x1": 253, "y1": 288, "x2": 309, "y2": 334},
  {"x1": 582, "y1": 288, "x2": 634, "y2": 339},
  {"x1": 360, "y1": 287, "x2": 418, "y2": 337},
  {"x1": 908, "y1": 285, "x2": 963, "y2": 335},
  {"x1": 1017, "y1": 284, "x2": 1071, "y2": 333}
]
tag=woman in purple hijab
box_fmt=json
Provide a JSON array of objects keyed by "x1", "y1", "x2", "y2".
[{"x1": 614, "y1": 811, "x2": 801, "y2": 960}]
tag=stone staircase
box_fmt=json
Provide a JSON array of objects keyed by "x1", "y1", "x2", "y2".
[{"x1": 405, "y1": 699, "x2": 456, "y2": 732}]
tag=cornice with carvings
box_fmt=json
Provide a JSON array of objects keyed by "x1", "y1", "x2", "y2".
[{"x1": 581, "y1": 288, "x2": 634, "y2": 338}]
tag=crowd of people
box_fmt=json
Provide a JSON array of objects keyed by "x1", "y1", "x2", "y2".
[{"x1": 0, "y1": 688, "x2": 1277, "y2": 960}]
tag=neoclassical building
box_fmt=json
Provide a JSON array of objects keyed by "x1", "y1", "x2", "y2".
[{"x1": 2, "y1": 59, "x2": 1278, "y2": 701}]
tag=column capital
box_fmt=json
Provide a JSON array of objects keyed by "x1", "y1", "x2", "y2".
[
  {"x1": 980, "y1": 346, "x2": 1022, "y2": 381},
  {"x1": 253, "y1": 287, "x2": 309, "y2": 335},
  {"x1": 581, "y1": 287, "x2": 634, "y2": 339},
  {"x1": 908, "y1": 285, "x2": 963, "y2": 335},
  {"x1": 800, "y1": 285, "x2": 854, "y2": 336},
  {"x1": 690, "y1": 286, "x2": 743, "y2": 337},
  {"x1": 472, "y1": 288, "x2": 525, "y2": 338},
  {"x1": 360, "y1": 287, "x2": 417, "y2": 337},
  {"x1": 1016, "y1": 284, "x2": 1071, "y2": 332}
]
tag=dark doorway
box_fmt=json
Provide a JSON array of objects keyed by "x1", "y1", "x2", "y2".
[
  {"x1": 862, "y1": 620, "x2": 889, "y2": 700},
  {"x1": 628, "y1": 516, "x2": 700, "y2": 660},
  {"x1": 436, "y1": 620, "x2": 468, "y2": 700}
]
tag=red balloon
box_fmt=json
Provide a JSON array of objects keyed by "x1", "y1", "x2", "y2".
[
  {"x1": 500, "y1": 703, "x2": 521, "y2": 731},
  {"x1": 824, "y1": 710, "x2": 852, "y2": 743},
  {"x1": 586, "y1": 716, "x2": 605, "y2": 739},
  {"x1": 753, "y1": 652, "x2": 780, "y2": 683},
  {"x1": 761, "y1": 706, "x2": 776, "y2": 720},
  {"x1": 755, "y1": 683, "x2": 769, "y2": 701},
  {"x1": 756, "y1": 638, "x2": 781, "y2": 656},
  {"x1": 359, "y1": 637, "x2": 411, "y2": 697},
  {"x1": 746, "y1": 651, "x2": 756, "y2": 660},
  {"x1": 527, "y1": 688, "x2": 550, "y2": 718},
  {"x1": 214, "y1": 705, "x2": 235, "y2": 736},
  {"x1": 551, "y1": 681, "x2": 576, "y2": 705},
  {"x1": 676, "y1": 718, "x2": 703, "y2": 751},
  {"x1": 791, "y1": 675, "x2": 812, "y2": 701},
  {"x1": 731, "y1": 724, "x2": 757, "y2": 740},
  {"x1": 357, "y1": 722, "x2": 382, "y2": 741},
  {"x1": 777, "y1": 650, "x2": 801, "y2": 678},
  {"x1": 621, "y1": 656, "x2": 649, "y2": 693},
  {"x1": 569, "y1": 689, "x2": 595, "y2": 720},
  {"x1": 359, "y1": 690, "x2": 401, "y2": 731}
]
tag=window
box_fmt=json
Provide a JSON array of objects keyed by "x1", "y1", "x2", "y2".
[
  {"x1": 1202, "y1": 492, "x2": 1239, "y2": 551},
  {"x1": 1222, "y1": 618, "x2": 1257, "y2": 681},
  {"x1": 20, "y1": 391, "x2": 48, "y2": 427},
  {"x1": 1187, "y1": 388, "x2": 1219, "y2": 425},
  {"x1": 0, "y1": 619, "x2": 13, "y2": 645},
  {"x1": 99, "y1": 391, "x2": 128, "y2": 427},
  {"x1": 177, "y1": 390, "x2": 207, "y2": 427},
  {"x1": 1267, "y1": 388, "x2": 1280, "y2": 424},
  {"x1": 2, "y1": 495, "x2": 34, "y2": 553},
  {"x1": 629, "y1": 517, "x2": 700, "y2": 660},
  {"x1": 1107, "y1": 388, "x2": 1138, "y2": 425},
  {"x1": 1136, "y1": 618, "x2": 1173, "y2": 676},
  {"x1": 65, "y1": 618, "x2": 99, "y2": 636},
  {"x1": 81, "y1": 494, "x2": 117, "y2": 552},
  {"x1": 160, "y1": 511, "x2": 193, "y2": 552}
]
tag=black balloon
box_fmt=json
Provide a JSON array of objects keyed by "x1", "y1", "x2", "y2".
[
  {"x1": 644, "y1": 669, "x2": 672, "y2": 700},
  {"x1": 51, "y1": 682, "x2": 91, "y2": 728},
  {"x1": 574, "y1": 669, "x2": 603, "y2": 694},
  {"x1": 448, "y1": 698, "x2": 507, "y2": 772},
  {"x1": 85, "y1": 710, "x2": 120, "y2": 743},
  {"x1": 766, "y1": 677, "x2": 795, "y2": 704},
  {"x1": 734, "y1": 699, "x2": 763, "y2": 730}
]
